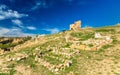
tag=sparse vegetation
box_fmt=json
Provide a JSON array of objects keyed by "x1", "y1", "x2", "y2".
[
  {"x1": 95, "y1": 28, "x2": 115, "y2": 32},
  {"x1": 71, "y1": 32, "x2": 94, "y2": 40},
  {"x1": 0, "y1": 25, "x2": 120, "y2": 75},
  {"x1": 0, "y1": 43, "x2": 16, "y2": 49},
  {"x1": 70, "y1": 32, "x2": 83, "y2": 37},
  {"x1": 88, "y1": 44, "x2": 94, "y2": 47},
  {"x1": 0, "y1": 73, "x2": 8, "y2": 75},
  {"x1": 102, "y1": 44, "x2": 112, "y2": 49}
]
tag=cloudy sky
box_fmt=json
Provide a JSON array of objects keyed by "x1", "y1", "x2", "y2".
[{"x1": 0, "y1": 0, "x2": 120, "y2": 37}]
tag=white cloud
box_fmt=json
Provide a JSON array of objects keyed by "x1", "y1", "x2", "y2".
[
  {"x1": 0, "y1": 15, "x2": 5, "y2": 20},
  {"x1": 0, "y1": 27, "x2": 10, "y2": 36},
  {"x1": 11, "y1": 19, "x2": 23, "y2": 28},
  {"x1": 11, "y1": 20, "x2": 37, "y2": 30},
  {"x1": 31, "y1": 2, "x2": 41, "y2": 10},
  {"x1": 0, "y1": 5, "x2": 28, "y2": 20},
  {"x1": 31, "y1": 0, "x2": 53, "y2": 11},
  {"x1": 0, "y1": 27, "x2": 35, "y2": 37},
  {"x1": 43, "y1": 28, "x2": 60, "y2": 34},
  {"x1": 27, "y1": 26, "x2": 36, "y2": 30},
  {"x1": 0, "y1": 5, "x2": 7, "y2": 10}
]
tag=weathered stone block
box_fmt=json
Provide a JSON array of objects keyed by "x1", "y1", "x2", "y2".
[{"x1": 77, "y1": 45, "x2": 86, "y2": 50}]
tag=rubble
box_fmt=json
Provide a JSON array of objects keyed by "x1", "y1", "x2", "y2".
[
  {"x1": 67, "y1": 71, "x2": 74, "y2": 75},
  {"x1": 36, "y1": 57, "x2": 72, "y2": 73},
  {"x1": 34, "y1": 45, "x2": 80, "y2": 73},
  {"x1": 70, "y1": 33, "x2": 113, "y2": 51},
  {"x1": 5, "y1": 53, "x2": 28, "y2": 62},
  {"x1": 77, "y1": 45, "x2": 86, "y2": 50},
  {"x1": 95, "y1": 33, "x2": 102, "y2": 38}
]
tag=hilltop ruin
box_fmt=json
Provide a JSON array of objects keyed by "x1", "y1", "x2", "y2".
[{"x1": 70, "y1": 20, "x2": 81, "y2": 31}]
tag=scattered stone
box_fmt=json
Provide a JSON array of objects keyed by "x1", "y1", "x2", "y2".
[
  {"x1": 85, "y1": 46, "x2": 91, "y2": 51},
  {"x1": 95, "y1": 33, "x2": 102, "y2": 38},
  {"x1": 67, "y1": 71, "x2": 74, "y2": 75},
  {"x1": 91, "y1": 46, "x2": 97, "y2": 51},
  {"x1": 64, "y1": 60, "x2": 72, "y2": 67},
  {"x1": 77, "y1": 45, "x2": 86, "y2": 50},
  {"x1": 35, "y1": 48, "x2": 40, "y2": 51},
  {"x1": 54, "y1": 68, "x2": 59, "y2": 72}
]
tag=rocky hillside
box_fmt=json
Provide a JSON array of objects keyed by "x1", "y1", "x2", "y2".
[{"x1": 0, "y1": 24, "x2": 120, "y2": 75}]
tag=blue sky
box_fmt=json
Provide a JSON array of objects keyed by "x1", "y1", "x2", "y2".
[{"x1": 0, "y1": 0, "x2": 120, "y2": 36}]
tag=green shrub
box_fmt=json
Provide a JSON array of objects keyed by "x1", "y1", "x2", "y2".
[
  {"x1": 96, "y1": 44, "x2": 112, "y2": 53},
  {"x1": 9, "y1": 69, "x2": 16, "y2": 75},
  {"x1": 63, "y1": 43, "x2": 71, "y2": 48},
  {"x1": 0, "y1": 43, "x2": 16, "y2": 49},
  {"x1": 102, "y1": 44, "x2": 112, "y2": 49},
  {"x1": 0, "y1": 73, "x2": 8, "y2": 75},
  {"x1": 0, "y1": 69, "x2": 16, "y2": 75},
  {"x1": 112, "y1": 39, "x2": 119, "y2": 44},
  {"x1": 88, "y1": 44, "x2": 93, "y2": 47}
]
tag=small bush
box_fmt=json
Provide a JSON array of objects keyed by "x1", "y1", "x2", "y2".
[
  {"x1": 0, "y1": 43, "x2": 17, "y2": 49},
  {"x1": 63, "y1": 43, "x2": 71, "y2": 48},
  {"x1": 112, "y1": 39, "x2": 118, "y2": 44},
  {"x1": 88, "y1": 44, "x2": 93, "y2": 47},
  {"x1": 0, "y1": 73, "x2": 8, "y2": 75},
  {"x1": 102, "y1": 44, "x2": 112, "y2": 49},
  {"x1": 9, "y1": 69, "x2": 16, "y2": 75}
]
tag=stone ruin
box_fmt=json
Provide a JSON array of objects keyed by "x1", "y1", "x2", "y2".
[
  {"x1": 70, "y1": 20, "x2": 81, "y2": 31},
  {"x1": 70, "y1": 32, "x2": 113, "y2": 51},
  {"x1": 34, "y1": 46, "x2": 80, "y2": 74},
  {"x1": 5, "y1": 53, "x2": 28, "y2": 62}
]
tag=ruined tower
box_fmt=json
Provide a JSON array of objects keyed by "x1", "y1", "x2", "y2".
[{"x1": 70, "y1": 20, "x2": 81, "y2": 31}]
